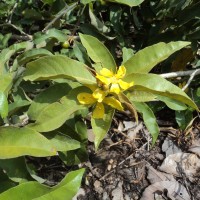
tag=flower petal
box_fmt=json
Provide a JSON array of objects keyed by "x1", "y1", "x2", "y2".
[
  {"x1": 100, "y1": 68, "x2": 114, "y2": 77},
  {"x1": 118, "y1": 80, "x2": 134, "y2": 90},
  {"x1": 110, "y1": 83, "x2": 121, "y2": 94},
  {"x1": 77, "y1": 93, "x2": 96, "y2": 104},
  {"x1": 92, "y1": 88, "x2": 107, "y2": 102},
  {"x1": 92, "y1": 102, "x2": 105, "y2": 119},
  {"x1": 96, "y1": 74, "x2": 111, "y2": 85},
  {"x1": 116, "y1": 65, "x2": 126, "y2": 79},
  {"x1": 103, "y1": 97, "x2": 123, "y2": 111}
]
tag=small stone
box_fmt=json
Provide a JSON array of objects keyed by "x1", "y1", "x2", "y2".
[
  {"x1": 94, "y1": 180, "x2": 101, "y2": 188},
  {"x1": 109, "y1": 159, "x2": 114, "y2": 164},
  {"x1": 155, "y1": 153, "x2": 164, "y2": 160},
  {"x1": 107, "y1": 164, "x2": 112, "y2": 171}
]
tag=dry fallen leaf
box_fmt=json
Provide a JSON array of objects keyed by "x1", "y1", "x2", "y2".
[
  {"x1": 147, "y1": 165, "x2": 175, "y2": 184},
  {"x1": 140, "y1": 181, "x2": 190, "y2": 200},
  {"x1": 162, "y1": 137, "x2": 182, "y2": 157},
  {"x1": 159, "y1": 152, "x2": 200, "y2": 181},
  {"x1": 189, "y1": 139, "x2": 200, "y2": 157},
  {"x1": 123, "y1": 121, "x2": 136, "y2": 131},
  {"x1": 111, "y1": 182, "x2": 124, "y2": 200}
]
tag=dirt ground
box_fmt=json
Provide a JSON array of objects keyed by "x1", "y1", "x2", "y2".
[{"x1": 29, "y1": 111, "x2": 200, "y2": 200}]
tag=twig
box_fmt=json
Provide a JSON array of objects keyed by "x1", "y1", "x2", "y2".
[
  {"x1": 181, "y1": 69, "x2": 200, "y2": 91},
  {"x1": 0, "y1": 23, "x2": 32, "y2": 40},
  {"x1": 160, "y1": 69, "x2": 200, "y2": 78},
  {"x1": 42, "y1": 2, "x2": 78, "y2": 32},
  {"x1": 6, "y1": 1, "x2": 18, "y2": 24}
]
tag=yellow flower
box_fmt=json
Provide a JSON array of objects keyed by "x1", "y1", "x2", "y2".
[
  {"x1": 96, "y1": 66, "x2": 134, "y2": 94},
  {"x1": 77, "y1": 88, "x2": 123, "y2": 119}
]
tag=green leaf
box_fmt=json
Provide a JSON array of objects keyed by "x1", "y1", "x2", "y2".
[
  {"x1": 0, "y1": 169, "x2": 84, "y2": 200},
  {"x1": 124, "y1": 73, "x2": 198, "y2": 110},
  {"x1": 73, "y1": 41, "x2": 91, "y2": 66},
  {"x1": 175, "y1": 109, "x2": 193, "y2": 130},
  {"x1": 91, "y1": 107, "x2": 114, "y2": 150},
  {"x1": 156, "y1": 95, "x2": 187, "y2": 110},
  {"x1": 17, "y1": 48, "x2": 53, "y2": 66},
  {"x1": 28, "y1": 100, "x2": 84, "y2": 132},
  {"x1": 0, "y1": 169, "x2": 16, "y2": 193},
  {"x1": 81, "y1": 0, "x2": 95, "y2": 4},
  {"x1": 107, "y1": 0, "x2": 145, "y2": 7},
  {"x1": 131, "y1": 102, "x2": 159, "y2": 145},
  {"x1": 28, "y1": 83, "x2": 72, "y2": 120},
  {"x1": 33, "y1": 28, "x2": 68, "y2": 45},
  {"x1": 0, "y1": 91, "x2": 8, "y2": 119},
  {"x1": 79, "y1": 33, "x2": 116, "y2": 72},
  {"x1": 124, "y1": 41, "x2": 191, "y2": 74},
  {"x1": 41, "y1": 0, "x2": 56, "y2": 5},
  {"x1": 0, "y1": 157, "x2": 32, "y2": 183},
  {"x1": 0, "y1": 74, "x2": 12, "y2": 93},
  {"x1": 177, "y1": 2, "x2": 200, "y2": 26},
  {"x1": 44, "y1": 132, "x2": 80, "y2": 152},
  {"x1": 126, "y1": 90, "x2": 156, "y2": 102},
  {"x1": 8, "y1": 88, "x2": 31, "y2": 116},
  {"x1": 0, "y1": 127, "x2": 56, "y2": 159},
  {"x1": 0, "y1": 41, "x2": 33, "y2": 74},
  {"x1": 89, "y1": 8, "x2": 110, "y2": 33},
  {"x1": 122, "y1": 47, "x2": 134, "y2": 64},
  {"x1": 23, "y1": 55, "x2": 96, "y2": 85}
]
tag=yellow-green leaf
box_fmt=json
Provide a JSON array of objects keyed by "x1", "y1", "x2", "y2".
[
  {"x1": 124, "y1": 41, "x2": 191, "y2": 75},
  {"x1": 0, "y1": 169, "x2": 84, "y2": 200},
  {"x1": 124, "y1": 73, "x2": 198, "y2": 110},
  {"x1": 79, "y1": 33, "x2": 117, "y2": 72},
  {"x1": 28, "y1": 101, "x2": 84, "y2": 132},
  {"x1": 0, "y1": 91, "x2": 8, "y2": 119},
  {"x1": 0, "y1": 127, "x2": 56, "y2": 159},
  {"x1": 132, "y1": 102, "x2": 159, "y2": 145},
  {"x1": 23, "y1": 55, "x2": 96, "y2": 85},
  {"x1": 107, "y1": 0, "x2": 144, "y2": 6},
  {"x1": 91, "y1": 107, "x2": 114, "y2": 150}
]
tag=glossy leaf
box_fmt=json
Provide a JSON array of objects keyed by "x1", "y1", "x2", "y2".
[
  {"x1": 107, "y1": 0, "x2": 144, "y2": 7},
  {"x1": 28, "y1": 101, "x2": 84, "y2": 132},
  {"x1": 23, "y1": 55, "x2": 96, "y2": 85},
  {"x1": 28, "y1": 83, "x2": 71, "y2": 120},
  {"x1": 124, "y1": 73, "x2": 198, "y2": 110},
  {"x1": 79, "y1": 33, "x2": 116, "y2": 72},
  {"x1": 132, "y1": 102, "x2": 159, "y2": 145},
  {"x1": 156, "y1": 95, "x2": 187, "y2": 110},
  {"x1": 124, "y1": 41, "x2": 190, "y2": 74},
  {"x1": 0, "y1": 91, "x2": 8, "y2": 119},
  {"x1": 0, "y1": 169, "x2": 84, "y2": 200},
  {"x1": 0, "y1": 157, "x2": 31, "y2": 183},
  {"x1": 91, "y1": 107, "x2": 114, "y2": 150},
  {"x1": 0, "y1": 127, "x2": 56, "y2": 159},
  {"x1": 122, "y1": 47, "x2": 134, "y2": 64},
  {"x1": 126, "y1": 90, "x2": 156, "y2": 102},
  {"x1": 44, "y1": 132, "x2": 80, "y2": 152}
]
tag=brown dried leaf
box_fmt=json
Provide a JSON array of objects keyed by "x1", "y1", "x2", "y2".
[
  {"x1": 189, "y1": 139, "x2": 200, "y2": 157},
  {"x1": 141, "y1": 181, "x2": 190, "y2": 200}
]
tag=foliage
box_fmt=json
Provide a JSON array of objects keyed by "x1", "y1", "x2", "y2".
[{"x1": 0, "y1": 0, "x2": 199, "y2": 198}]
